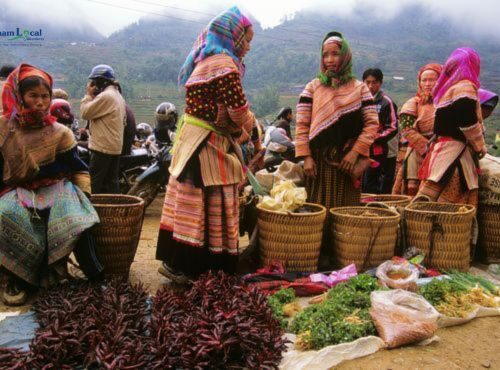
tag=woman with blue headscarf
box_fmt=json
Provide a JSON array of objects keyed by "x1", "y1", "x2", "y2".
[{"x1": 156, "y1": 7, "x2": 256, "y2": 283}]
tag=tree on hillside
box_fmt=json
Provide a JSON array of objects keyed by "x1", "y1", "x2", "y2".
[{"x1": 250, "y1": 85, "x2": 280, "y2": 118}]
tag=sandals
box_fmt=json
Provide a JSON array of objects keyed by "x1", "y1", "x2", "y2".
[{"x1": 158, "y1": 263, "x2": 192, "y2": 285}]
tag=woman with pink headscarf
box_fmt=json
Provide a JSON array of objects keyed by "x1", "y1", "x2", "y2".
[{"x1": 417, "y1": 47, "x2": 487, "y2": 206}]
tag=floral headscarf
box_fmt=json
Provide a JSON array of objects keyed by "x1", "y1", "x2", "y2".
[
  {"x1": 1, "y1": 63, "x2": 56, "y2": 127},
  {"x1": 178, "y1": 6, "x2": 252, "y2": 86},
  {"x1": 433, "y1": 47, "x2": 481, "y2": 104},
  {"x1": 415, "y1": 63, "x2": 442, "y2": 104},
  {"x1": 317, "y1": 31, "x2": 354, "y2": 89}
]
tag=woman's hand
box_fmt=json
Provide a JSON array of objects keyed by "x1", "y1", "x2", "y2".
[
  {"x1": 303, "y1": 156, "x2": 317, "y2": 178},
  {"x1": 339, "y1": 150, "x2": 359, "y2": 174}
]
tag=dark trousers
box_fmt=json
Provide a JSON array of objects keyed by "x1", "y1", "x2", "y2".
[
  {"x1": 363, "y1": 155, "x2": 386, "y2": 194},
  {"x1": 90, "y1": 150, "x2": 120, "y2": 194},
  {"x1": 381, "y1": 156, "x2": 397, "y2": 194}
]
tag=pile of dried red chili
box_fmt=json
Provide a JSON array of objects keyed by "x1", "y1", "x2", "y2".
[
  {"x1": 2, "y1": 279, "x2": 151, "y2": 369},
  {"x1": 150, "y1": 271, "x2": 287, "y2": 369},
  {"x1": 1, "y1": 272, "x2": 287, "y2": 369}
]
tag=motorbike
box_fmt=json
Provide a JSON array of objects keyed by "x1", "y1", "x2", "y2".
[
  {"x1": 127, "y1": 141, "x2": 172, "y2": 208},
  {"x1": 77, "y1": 145, "x2": 152, "y2": 194}
]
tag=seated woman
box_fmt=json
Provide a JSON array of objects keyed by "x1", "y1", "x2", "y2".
[
  {"x1": 0, "y1": 64, "x2": 102, "y2": 305},
  {"x1": 264, "y1": 121, "x2": 295, "y2": 168}
]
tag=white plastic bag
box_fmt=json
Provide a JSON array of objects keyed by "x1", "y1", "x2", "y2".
[
  {"x1": 376, "y1": 260, "x2": 419, "y2": 291},
  {"x1": 370, "y1": 290, "x2": 439, "y2": 348},
  {"x1": 259, "y1": 180, "x2": 307, "y2": 213}
]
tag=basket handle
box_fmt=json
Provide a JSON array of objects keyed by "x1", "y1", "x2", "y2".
[
  {"x1": 365, "y1": 202, "x2": 392, "y2": 210},
  {"x1": 409, "y1": 194, "x2": 431, "y2": 205},
  {"x1": 362, "y1": 222, "x2": 384, "y2": 271}
]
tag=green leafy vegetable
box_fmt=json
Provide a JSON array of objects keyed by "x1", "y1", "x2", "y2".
[
  {"x1": 290, "y1": 274, "x2": 380, "y2": 350},
  {"x1": 267, "y1": 288, "x2": 296, "y2": 328}
]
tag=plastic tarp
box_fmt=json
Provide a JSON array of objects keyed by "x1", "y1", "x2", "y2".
[
  {"x1": 0, "y1": 311, "x2": 38, "y2": 351},
  {"x1": 279, "y1": 335, "x2": 385, "y2": 370}
]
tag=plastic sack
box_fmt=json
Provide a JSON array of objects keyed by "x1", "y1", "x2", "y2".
[
  {"x1": 479, "y1": 154, "x2": 500, "y2": 205},
  {"x1": 255, "y1": 160, "x2": 305, "y2": 192},
  {"x1": 376, "y1": 260, "x2": 419, "y2": 291},
  {"x1": 259, "y1": 180, "x2": 307, "y2": 213},
  {"x1": 370, "y1": 290, "x2": 439, "y2": 348}
]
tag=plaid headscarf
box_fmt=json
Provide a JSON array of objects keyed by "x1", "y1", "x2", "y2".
[
  {"x1": 1, "y1": 63, "x2": 56, "y2": 127},
  {"x1": 317, "y1": 31, "x2": 354, "y2": 89},
  {"x1": 178, "y1": 6, "x2": 252, "y2": 86},
  {"x1": 433, "y1": 47, "x2": 481, "y2": 104},
  {"x1": 415, "y1": 63, "x2": 442, "y2": 104}
]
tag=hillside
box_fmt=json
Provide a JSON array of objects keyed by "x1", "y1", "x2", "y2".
[{"x1": 1, "y1": 5, "x2": 499, "y2": 145}]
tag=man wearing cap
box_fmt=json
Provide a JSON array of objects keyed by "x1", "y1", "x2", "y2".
[{"x1": 80, "y1": 64, "x2": 126, "y2": 194}]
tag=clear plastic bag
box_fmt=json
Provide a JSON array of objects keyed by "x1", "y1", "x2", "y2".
[
  {"x1": 370, "y1": 290, "x2": 439, "y2": 348},
  {"x1": 376, "y1": 260, "x2": 419, "y2": 291}
]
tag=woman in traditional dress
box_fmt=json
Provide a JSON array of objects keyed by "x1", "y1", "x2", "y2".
[
  {"x1": 392, "y1": 63, "x2": 442, "y2": 196},
  {"x1": 295, "y1": 31, "x2": 379, "y2": 210},
  {"x1": 0, "y1": 64, "x2": 101, "y2": 305},
  {"x1": 156, "y1": 7, "x2": 256, "y2": 283},
  {"x1": 417, "y1": 47, "x2": 487, "y2": 205}
]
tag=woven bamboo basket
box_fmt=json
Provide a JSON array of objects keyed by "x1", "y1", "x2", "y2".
[
  {"x1": 91, "y1": 194, "x2": 145, "y2": 278},
  {"x1": 360, "y1": 194, "x2": 413, "y2": 208},
  {"x1": 329, "y1": 206, "x2": 400, "y2": 271},
  {"x1": 403, "y1": 202, "x2": 475, "y2": 271},
  {"x1": 257, "y1": 203, "x2": 326, "y2": 272},
  {"x1": 477, "y1": 204, "x2": 500, "y2": 264}
]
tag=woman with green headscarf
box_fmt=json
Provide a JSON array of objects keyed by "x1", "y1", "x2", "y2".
[{"x1": 295, "y1": 32, "x2": 379, "y2": 210}]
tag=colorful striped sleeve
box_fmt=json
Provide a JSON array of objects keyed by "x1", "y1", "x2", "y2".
[{"x1": 295, "y1": 81, "x2": 315, "y2": 158}]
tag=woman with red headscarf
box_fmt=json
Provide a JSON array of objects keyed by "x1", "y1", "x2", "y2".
[
  {"x1": 0, "y1": 64, "x2": 101, "y2": 305},
  {"x1": 392, "y1": 63, "x2": 442, "y2": 195},
  {"x1": 417, "y1": 48, "x2": 487, "y2": 205}
]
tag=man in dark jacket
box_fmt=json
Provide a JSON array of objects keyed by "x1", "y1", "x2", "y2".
[{"x1": 362, "y1": 68, "x2": 398, "y2": 194}]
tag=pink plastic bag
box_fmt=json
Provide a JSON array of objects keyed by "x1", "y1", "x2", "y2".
[{"x1": 309, "y1": 264, "x2": 357, "y2": 287}]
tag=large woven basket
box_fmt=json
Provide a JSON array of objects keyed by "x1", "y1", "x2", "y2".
[
  {"x1": 360, "y1": 194, "x2": 412, "y2": 208},
  {"x1": 403, "y1": 202, "x2": 475, "y2": 271},
  {"x1": 329, "y1": 206, "x2": 400, "y2": 271},
  {"x1": 477, "y1": 204, "x2": 500, "y2": 264},
  {"x1": 91, "y1": 194, "x2": 145, "y2": 278},
  {"x1": 257, "y1": 203, "x2": 326, "y2": 272}
]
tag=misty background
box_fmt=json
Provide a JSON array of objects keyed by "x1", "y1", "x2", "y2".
[{"x1": 1, "y1": 0, "x2": 499, "y2": 150}]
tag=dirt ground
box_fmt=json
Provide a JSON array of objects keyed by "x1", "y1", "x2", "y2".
[{"x1": 1, "y1": 195, "x2": 499, "y2": 369}]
